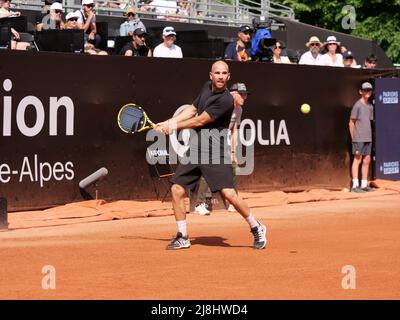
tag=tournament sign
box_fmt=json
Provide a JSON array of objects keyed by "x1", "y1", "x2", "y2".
[{"x1": 374, "y1": 78, "x2": 400, "y2": 180}]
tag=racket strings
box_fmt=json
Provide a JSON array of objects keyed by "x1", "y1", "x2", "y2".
[{"x1": 120, "y1": 107, "x2": 145, "y2": 132}]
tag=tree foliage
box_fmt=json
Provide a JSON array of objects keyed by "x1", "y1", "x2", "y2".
[{"x1": 273, "y1": 0, "x2": 400, "y2": 63}]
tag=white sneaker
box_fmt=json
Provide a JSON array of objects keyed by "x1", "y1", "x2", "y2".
[
  {"x1": 194, "y1": 203, "x2": 210, "y2": 215},
  {"x1": 227, "y1": 204, "x2": 236, "y2": 212}
]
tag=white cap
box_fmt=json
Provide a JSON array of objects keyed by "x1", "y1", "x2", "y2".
[
  {"x1": 66, "y1": 11, "x2": 80, "y2": 20},
  {"x1": 163, "y1": 26, "x2": 176, "y2": 37},
  {"x1": 361, "y1": 82, "x2": 373, "y2": 90},
  {"x1": 82, "y1": 0, "x2": 94, "y2": 5},
  {"x1": 50, "y1": 2, "x2": 63, "y2": 11}
]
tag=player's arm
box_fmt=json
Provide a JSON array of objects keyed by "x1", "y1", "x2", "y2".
[
  {"x1": 154, "y1": 105, "x2": 197, "y2": 134},
  {"x1": 158, "y1": 105, "x2": 197, "y2": 125},
  {"x1": 349, "y1": 118, "x2": 356, "y2": 140},
  {"x1": 174, "y1": 110, "x2": 213, "y2": 131}
]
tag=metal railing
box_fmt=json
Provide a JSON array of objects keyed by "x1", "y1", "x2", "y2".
[{"x1": 11, "y1": 0, "x2": 295, "y2": 27}]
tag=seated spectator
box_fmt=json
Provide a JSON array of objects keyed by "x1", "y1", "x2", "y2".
[
  {"x1": 175, "y1": 1, "x2": 189, "y2": 22},
  {"x1": 0, "y1": 0, "x2": 30, "y2": 50},
  {"x1": 120, "y1": 27, "x2": 152, "y2": 57},
  {"x1": 107, "y1": 0, "x2": 129, "y2": 10},
  {"x1": 320, "y1": 36, "x2": 343, "y2": 67},
  {"x1": 195, "y1": 10, "x2": 204, "y2": 23},
  {"x1": 151, "y1": 0, "x2": 177, "y2": 20},
  {"x1": 76, "y1": 0, "x2": 101, "y2": 49},
  {"x1": 364, "y1": 54, "x2": 378, "y2": 69},
  {"x1": 119, "y1": 7, "x2": 146, "y2": 37},
  {"x1": 299, "y1": 36, "x2": 323, "y2": 65},
  {"x1": 342, "y1": 50, "x2": 360, "y2": 68},
  {"x1": 139, "y1": 0, "x2": 155, "y2": 14},
  {"x1": 35, "y1": 0, "x2": 63, "y2": 26},
  {"x1": 37, "y1": 2, "x2": 64, "y2": 31},
  {"x1": 272, "y1": 41, "x2": 291, "y2": 64},
  {"x1": 153, "y1": 26, "x2": 182, "y2": 58},
  {"x1": 224, "y1": 25, "x2": 253, "y2": 62},
  {"x1": 65, "y1": 11, "x2": 108, "y2": 55}
]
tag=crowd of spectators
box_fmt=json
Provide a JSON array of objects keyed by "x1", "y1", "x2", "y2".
[
  {"x1": 223, "y1": 26, "x2": 378, "y2": 68},
  {"x1": 0, "y1": 1, "x2": 380, "y2": 68}
]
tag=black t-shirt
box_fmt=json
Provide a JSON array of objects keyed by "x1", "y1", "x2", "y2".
[
  {"x1": 120, "y1": 41, "x2": 149, "y2": 57},
  {"x1": 191, "y1": 81, "x2": 234, "y2": 160}
]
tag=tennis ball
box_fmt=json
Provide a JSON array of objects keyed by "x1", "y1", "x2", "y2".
[{"x1": 301, "y1": 103, "x2": 311, "y2": 114}]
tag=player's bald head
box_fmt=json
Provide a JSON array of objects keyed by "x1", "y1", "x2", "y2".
[{"x1": 211, "y1": 60, "x2": 229, "y2": 73}]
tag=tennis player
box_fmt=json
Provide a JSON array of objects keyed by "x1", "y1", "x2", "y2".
[{"x1": 154, "y1": 60, "x2": 267, "y2": 250}]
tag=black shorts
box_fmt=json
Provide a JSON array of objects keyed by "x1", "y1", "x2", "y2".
[
  {"x1": 170, "y1": 163, "x2": 234, "y2": 192},
  {"x1": 352, "y1": 142, "x2": 372, "y2": 156}
]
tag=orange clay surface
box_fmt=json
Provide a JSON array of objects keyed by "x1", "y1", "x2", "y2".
[{"x1": 0, "y1": 179, "x2": 399, "y2": 300}]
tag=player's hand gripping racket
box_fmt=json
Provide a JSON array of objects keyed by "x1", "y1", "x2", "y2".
[{"x1": 117, "y1": 103, "x2": 155, "y2": 134}]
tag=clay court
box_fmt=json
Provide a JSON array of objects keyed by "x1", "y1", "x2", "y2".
[{"x1": 1, "y1": 181, "x2": 399, "y2": 300}]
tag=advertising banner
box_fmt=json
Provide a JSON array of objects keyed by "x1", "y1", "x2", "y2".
[
  {"x1": 1, "y1": 51, "x2": 397, "y2": 211},
  {"x1": 375, "y1": 78, "x2": 400, "y2": 180}
]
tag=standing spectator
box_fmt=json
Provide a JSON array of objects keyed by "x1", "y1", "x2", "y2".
[
  {"x1": 364, "y1": 54, "x2": 378, "y2": 69},
  {"x1": 119, "y1": 6, "x2": 146, "y2": 36},
  {"x1": 120, "y1": 27, "x2": 152, "y2": 57},
  {"x1": 299, "y1": 36, "x2": 323, "y2": 65},
  {"x1": 272, "y1": 41, "x2": 291, "y2": 64},
  {"x1": 37, "y1": 2, "x2": 64, "y2": 31},
  {"x1": 224, "y1": 25, "x2": 253, "y2": 62},
  {"x1": 153, "y1": 26, "x2": 183, "y2": 58},
  {"x1": 320, "y1": 36, "x2": 343, "y2": 67},
  {"x1": 76, "y1": 0, "x2": 101, "y2": 49},
  {"x1": 0, "y1": 0, "x2": 30, "y2": 50},
  {"x1": 349, "y1": 82, "x2": 374, "y2": 193}
]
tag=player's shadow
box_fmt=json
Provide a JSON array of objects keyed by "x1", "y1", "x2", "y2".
[
  {"x1": 121, "y1": 235, "x2": 249, "y2": 248},
  {"x1": 191, "y1": 236, "x2": 246, "y2": 247}
]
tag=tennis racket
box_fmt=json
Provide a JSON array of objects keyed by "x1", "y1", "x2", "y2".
[{"x1": 117, "y1": 103, "x2": 156, "y2": 134}]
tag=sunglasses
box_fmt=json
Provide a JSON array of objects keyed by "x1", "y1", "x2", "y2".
[
  {"x1": 136, "y1": 34, "x2": 145, "y2": 38},
  {"x1": 85, "y1": 4, "x2": 94, "y2": 8},
  {"x1": 310, "y1": 43, "x2": 320, "y2": 47},
  {"x1": 68, "y1": 18, "x2": 78, "y2": 22},
  {"x1": 55, "y1": 10, "x2": 62, "y2": 14},
  {"x1": 127, "y1": 13, "x2": 135, "y2": 17}
]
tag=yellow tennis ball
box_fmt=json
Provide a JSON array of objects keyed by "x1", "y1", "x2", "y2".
[{"x1": 301, "y1": 103, "x2": 311, "y2": 114}]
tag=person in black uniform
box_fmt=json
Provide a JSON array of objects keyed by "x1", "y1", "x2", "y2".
[
  {"x1": 155, "y1": 60, "x2": 267, "y2": 250},
  {"x1": 120, "y1": 27, "x2": 152, "y2": 57}
]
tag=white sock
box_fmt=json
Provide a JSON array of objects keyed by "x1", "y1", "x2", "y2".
[
  {"x1": 361, "y1": 180, "x2": 368, "y2": 188},
  {"x1": 352, "y1": 179, "x2": 359, "y2": 188},
  {"x1": 245, "y1": 214, "x2": 259, "y2": 229},
  {"x1": 177, "y1": 220, "x2": 187, "y2": 237}
]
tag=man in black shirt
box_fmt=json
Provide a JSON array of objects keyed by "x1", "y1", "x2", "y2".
[
  {"x1": 120, "y1": 27, "x2": 152, "y2": 57},
  {"x1": 155, "y1": 61, "x2": 267, "y2": 250}
]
